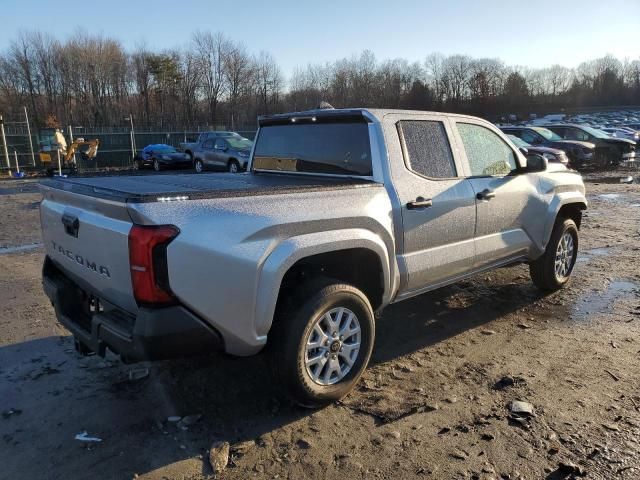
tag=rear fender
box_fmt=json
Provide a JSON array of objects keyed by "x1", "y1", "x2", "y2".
[{"x1": 254, "y1": 229, "x2": 391, "y2": 338}]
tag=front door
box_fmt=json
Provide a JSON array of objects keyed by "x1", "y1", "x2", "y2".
[
  {"x1": 452, "y1": 120, "x2": 544, "y2": 268},
  {"x1": 200, "y1": 139, "x2": 216, "y2": 167},
  {"x1": 388, "y1": 116, "x2": 477, "y2": 294},
  {"x1": 212, "y1": 138, "x2": 229, "y2": 168}
]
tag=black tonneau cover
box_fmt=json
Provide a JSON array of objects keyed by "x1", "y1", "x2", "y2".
[{"x1": 40, "y1": 172, "x2": 377, "y2": 203}]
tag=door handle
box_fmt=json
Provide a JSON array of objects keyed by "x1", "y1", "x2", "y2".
[
  {"x1": 407, "y1": 196, "x2": 433, "y2": 209},
  {"x1": 476, "y1": 189, "x2": 496, "y2": 201}
]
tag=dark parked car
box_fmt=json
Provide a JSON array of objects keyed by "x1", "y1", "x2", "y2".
[
  {"x1": 500, "y1": 126, "x2": 595, "y2": 169},
  {"x1": 193, "y1": 136, "x2": 253, "y2": 173},
  {"x1": 134, "y1": 144, "x2": 192, "y2": 171},
  {"x1": 543, "y1": 124, "x2": 636, "y2": 168},
  {"x1": 506, "y1": 135, "x2": 569, "y2": 166}
]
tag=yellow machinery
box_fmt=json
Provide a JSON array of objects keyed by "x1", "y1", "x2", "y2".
[
  {"x1": 64, "y1": 138, "x2": 100, "y2": 163},
  {"x1": 38, "y1": 128, "x2": 99, "y2": 175}
]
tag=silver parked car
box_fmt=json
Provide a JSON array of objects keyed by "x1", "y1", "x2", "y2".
[{"x1": 192, "y1": 135, "x2": 253, "y2": 173}]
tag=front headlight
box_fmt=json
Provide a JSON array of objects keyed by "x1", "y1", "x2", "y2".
[
  {"x1": 542, "y1": 153, "x2": 556, "y2": 161},
  {"x1": 238, "y1": 151, "x2": 249, "y2": 157},
  {"x1": 161, "y1": 155, "x2": 170, "y2": 160}
]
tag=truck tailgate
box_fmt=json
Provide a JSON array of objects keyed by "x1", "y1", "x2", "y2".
[{"x1": 40, "y1": 186, "x2": 137, "y2": 314}]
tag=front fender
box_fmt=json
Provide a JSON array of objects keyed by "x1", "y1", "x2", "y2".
[
  {"x1": 541, "y1": 192, "x2": 587, "y2": 250},
  {"x1": 253, "y1": 229, "x2": 392, "y2": 339}
]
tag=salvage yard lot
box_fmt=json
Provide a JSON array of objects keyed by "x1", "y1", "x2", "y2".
[{"x1": 1, "y1": 172, "x2": 639, "y2": 480}]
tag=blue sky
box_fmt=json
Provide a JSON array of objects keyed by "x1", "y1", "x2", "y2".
[{"x1": 1, "y1": 0, "x2": 638, "y2": 76}]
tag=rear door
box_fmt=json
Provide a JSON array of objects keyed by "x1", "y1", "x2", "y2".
[
  {"x1": 384, "y1": 114, "x2": 477, "y2": 294},
  {"x1": 451, "y1": 119, "x2": 544, "y2": 268}
]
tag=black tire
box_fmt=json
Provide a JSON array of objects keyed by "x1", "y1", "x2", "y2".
[
  {"x1": 228, "y1": 159, "x2": 240, "y2": 173},
  {"x1": 153, "y1": 158, "x2": 161, "y2": 172},
  {"x1": 194, "y1": 159, "x2": 204, "y2": 173},
  {"x1": 530, "y1": 217, "x2": 578, "y2": 291},
  {"x1": 269, "y1": 279, "x2": 375, "y2": 407}
]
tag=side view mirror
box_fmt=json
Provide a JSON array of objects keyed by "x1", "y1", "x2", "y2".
[{"x1": 524, "y1": 153, "x2": 547, "y2": 173}]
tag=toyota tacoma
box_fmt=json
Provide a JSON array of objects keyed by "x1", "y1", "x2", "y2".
[{"x1": 40, "y1": 108, "x2": 587, "y2": 406}]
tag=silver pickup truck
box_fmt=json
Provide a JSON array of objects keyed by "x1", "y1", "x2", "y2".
[{"x1": 40, "y1": 108, "x2": 587, "y2": 406}]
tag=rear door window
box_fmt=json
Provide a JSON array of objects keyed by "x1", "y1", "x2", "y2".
[
  {"x1": 398, "y1": 120, "x2": 457, "y2": 178},
  {"x1": 253, "y1": 122, "x2": 372, "y2": 176},
  {"x1": 457, "y1": 123, "x2": 518, "y2": 176}
]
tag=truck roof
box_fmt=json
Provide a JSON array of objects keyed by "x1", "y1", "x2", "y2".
[{"x1": 258, "y1": 108, "x2": 489, "y2": 126}]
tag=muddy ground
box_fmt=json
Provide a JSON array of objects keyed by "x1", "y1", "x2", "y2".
[{"x1": 0, "y1": 171, "x2": 639, "y2": 480}]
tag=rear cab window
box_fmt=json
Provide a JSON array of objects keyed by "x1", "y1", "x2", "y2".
[
  {"x1": 252, "y1": 120, "x2": 373, "y2": 176},
  {"x1": 397, "y1": 120, "x2": 457, "y2": 178}
]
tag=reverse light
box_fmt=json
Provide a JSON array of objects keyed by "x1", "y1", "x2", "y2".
[{"x1": 128, "y1": 224, "x2": 179, "y2": 306}]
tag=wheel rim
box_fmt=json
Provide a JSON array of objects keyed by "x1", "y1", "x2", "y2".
[
  {"x1": 154, "y1": 160, "x2": 159, "y2": 171},
  {"x1": 195, "y1": 161, "x2": 202, "y2": 173},
  {"x1": 555, "y1": 232, "x2": 575, "y2": 279},
  {"x1": 304, "y1": 307, "x2": 361, "y2": 386},
  {"x1": 229, "y1": 162, "x2": 238, "y2": 173}
]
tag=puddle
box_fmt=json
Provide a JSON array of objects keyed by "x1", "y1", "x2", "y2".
[
  {"x1": 584, "y1": 247, "x2": 611, "y2": 256},
  {"x1": 0, "y1": 243, "x2": 43, "y2": 255},
  {"x1": 572, "y1": 280, "x2": 639, "y2": 321},
  {"x1": 576, "y1": 247, "x2": 612, "y2": 263},
  {"x1": 592, "y1": 193, "x2": 640, "y2": 205},
  {"x1": 597, "y1": 193, "x2": 625, "y2": 202}
]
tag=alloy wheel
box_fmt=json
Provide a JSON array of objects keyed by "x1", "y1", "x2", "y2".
[{"x1": 304, "y1": 307, "x2": 361, "y2": 386}]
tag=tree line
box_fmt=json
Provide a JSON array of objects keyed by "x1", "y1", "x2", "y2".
[{"x1": 1, "y1": 30, "x2": 639, "y2": 129}]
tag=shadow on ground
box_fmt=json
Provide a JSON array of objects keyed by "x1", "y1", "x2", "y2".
[{"x1": 0, "y1": 269, "x2": 548, "y2": 479}]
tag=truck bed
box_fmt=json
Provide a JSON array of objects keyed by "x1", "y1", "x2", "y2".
[{"x1": 40, "y1": 172, "x2": 376, "y2": 203}]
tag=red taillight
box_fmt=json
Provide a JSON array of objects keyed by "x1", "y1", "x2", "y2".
[{"x1": 128, "y1": 224, "x2": 179, "y2": 306}]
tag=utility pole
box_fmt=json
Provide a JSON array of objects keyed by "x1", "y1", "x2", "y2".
[
  {"x1": 56, "y1": 149, "x2": 62, "y2": 177},
  {"x1": 67, "y1": 125, "x2": 76, "y2": 168},
  {"x1": 24, "y1": 106, "x2": 35, "y2": 166},
  {"x1": 0, "y1": 115, "x2": 10, "y2": 174},
  {"x1": 125, "y1": 114, "x2": 136, "y2": 163}
]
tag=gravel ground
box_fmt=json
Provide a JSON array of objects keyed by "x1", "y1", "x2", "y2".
[{"x1": 0, "y1": 171, "x2": 639, "y2": 480}]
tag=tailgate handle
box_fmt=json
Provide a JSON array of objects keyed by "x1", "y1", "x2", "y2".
[{"x1": 61, "y1": 213, "x2": 80, "y2": 238}]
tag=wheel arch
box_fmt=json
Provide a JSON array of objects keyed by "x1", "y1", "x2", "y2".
[
  {"x1": 254, "y1": 229, "x2": 392, "y2": 340},
  {"x1": 542, "y1": 195, "x2": 587, "y2": 250}
]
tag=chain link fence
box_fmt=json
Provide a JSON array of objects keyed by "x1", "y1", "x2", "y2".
[{"x1": 1, "y1": 124, "x2": 257, "y2": 174}]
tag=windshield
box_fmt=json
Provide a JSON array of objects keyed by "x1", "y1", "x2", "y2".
[
  {"x1": 507, "y1": 135, "x2": 529, "y2": 148},
  {"x1": 253, "y1": 122, "x2": 372, "y2": 176},
  {"x1": 532, "y1": 127, "x2": 563, "y2": 141},
  {"x1": 227, "y1": 137, "x2": 253, "y2": 150}
]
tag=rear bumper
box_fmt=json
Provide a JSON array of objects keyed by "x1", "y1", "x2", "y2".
[{"x1": 42, "y1": 256, "x2": 223, "y2": 362}]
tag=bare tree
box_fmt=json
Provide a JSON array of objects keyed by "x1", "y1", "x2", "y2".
[
  {"x1": 254, "y1": 51, "x2": 283, "y2": 114},
  {"x1": 223, "y1": 41, "x2": 254, "y2": 129},
  {"x1": 192, "y1": 31, "x2": 228, "y2": 125}
]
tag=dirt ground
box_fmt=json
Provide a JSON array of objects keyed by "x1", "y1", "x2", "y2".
[{"x1": 1, "y1": 171, "x2": 639, "y2": 480}]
